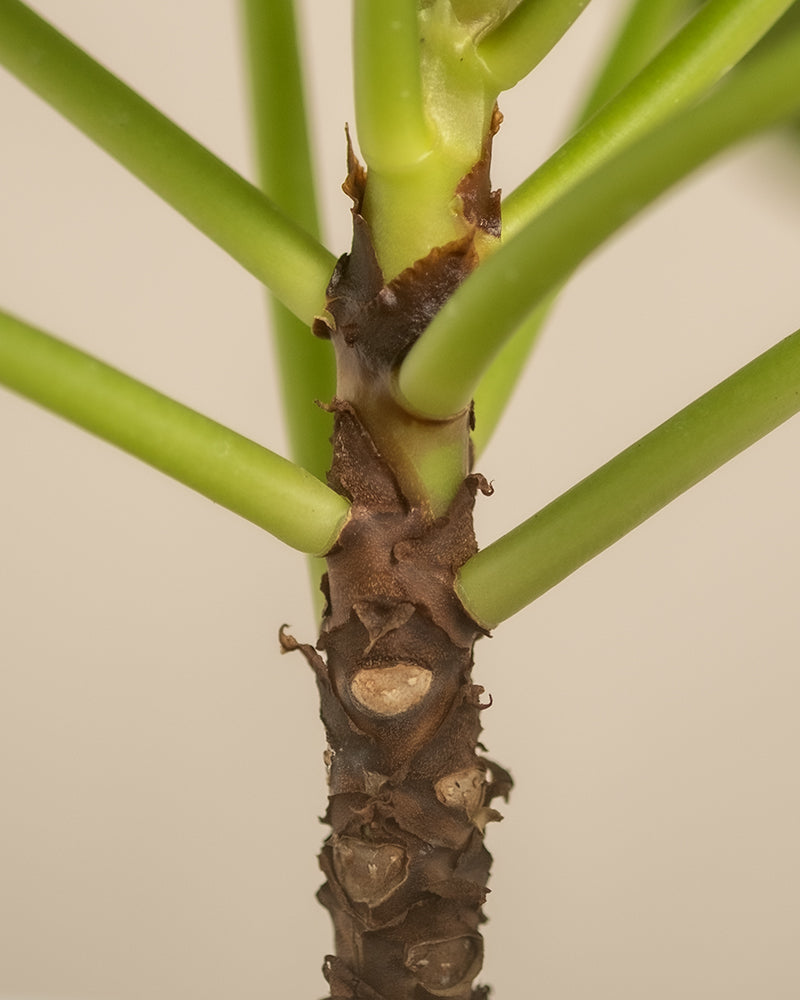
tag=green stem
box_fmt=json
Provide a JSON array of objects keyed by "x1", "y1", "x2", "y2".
[
  {"x1": 449, "y1": 0, "x2": 512, "y2": 23},
  {"x1": 472, "y1": 0, "x2": 695, "y2": 456},
  {"x1": 476, "y1": 0, "x2": 593, "y2": 92},
  {"x1": 240, "y1": 0, "x2": 335, "y2": 483},
  {"x1": 353, "y1": 0, "x2": 433, "y2": 173},
  {"x1": 458, "y1": 326, "x2": 800, "y2": 628},
  {"x1": 240, "y1": 0, "x2": 336, "y2": 613},
  {"x1": 577, "y1": 0, "x2": 695, "y2": 121},
  {"x1": 354, "y1": 1, "x2": 498, "y2": 278},
  {"x1": 502, "y1": 0, "x2": 797, "y2": 239},
  {"x1": 241, "y1": 0, "x2": 321, "y2": 235},
  {"x1": 0, "y1": 309, "x2": 350, "y2": 555},
  {"x1": 397, "y1": 26, "x2": 800, "y2": 420},
  {"x1": 0, "y1": 0, "x2": 335, "y2": 326},
  {"x1": 471, "y1": 295, "x2": 553, "y2": 458}
]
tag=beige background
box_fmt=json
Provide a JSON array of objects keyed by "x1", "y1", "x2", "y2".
[{"x1": 2, "y1": 2, "x2": 799, "y2": 998}]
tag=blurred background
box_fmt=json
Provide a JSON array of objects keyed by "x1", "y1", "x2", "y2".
[{"x1": 1, "y1": 2, "x2": 799, "y2": 998}]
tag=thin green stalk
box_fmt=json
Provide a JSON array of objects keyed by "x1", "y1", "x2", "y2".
[
  {"x1": 577, "y1": 0, "x2": 695, "y2": 121},
  {"x1": 240, "y1": 0, "x2": 334, "y2": 484},
  {"x1": 397, "y1": 26, "x2": 800, "y2": 420},
  {"x1": 471, "y1": 296, "x2": 554, "y2": 457},
  {"x1": 502, "y1": 0, "x2": 797, "y2": 239},
  {"x1": 0, "y1": 310, "x2": 350, "y2": 555},
  {"x1": 241, "y1": 0, "x2": 320, "y2": 236},
  {"x1": 240, "y1": 0, "x2": 336, "y2": 613},
  {"x1": 457, "y1": 326, "x2": 800, "y2": 628},
  {"x1": 353, "y1": 0, "x2": 433, "y2": 173},
  {"x1": 472, "y1": 0, "x2": 695, "y2": 456},
  {"x1": 476, "y1": 0, "x2": 593, "y2": 92},
  {"x1": 0, "y1": 0, "x2": 335, "y2": 326}
]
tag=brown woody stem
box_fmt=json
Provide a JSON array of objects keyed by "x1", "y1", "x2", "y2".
[{"x1": 281, "y1": 125, "x2": 508, "y2": 996}]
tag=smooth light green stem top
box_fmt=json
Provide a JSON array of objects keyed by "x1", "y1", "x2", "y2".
[
  {"x1": 477, "y1": 0, "x2": 593, "y2": 91},
  {"x1": 502, "y1": 0, "x2": 797, "y2": 238},
  {"x1": 353, "y1": 0, "x2": 498, "y2": 277},
  {"x1": 450, "y1": 0, "x2": 516, "y2": 23},
  {"x1": 0, "y1": 310, "x2": 350, "y2": 555},
  {"x1": 397, "y1": 25, "x2": 800, "y2": 420},
  {"x1": 353, "y1": 0, "x2": 434, "y2": 173},
  {"x1": 0, "y1": 0, "x2": 335, "y2": 326},
  {"x1": 457, "y1": 327, "x2": 800, "y2": 628}
]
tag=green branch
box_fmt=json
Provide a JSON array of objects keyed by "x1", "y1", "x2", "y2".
[
  {"x1": 0, "y1": 309, "x2": 350, "y2": 555},
  {"x1": 472, "y1": 0, "x2": 695, "y2": 457},
  {"x1": 240, "y1": 0, "x2": 336, "y2": 612},
  {"x1": 502, "y1": 0, "x2": 797, "y2": 239},
  {"x1": 458, "y1": 327, "x2": 800, "y2": 628},
  {"x1": 240, "y1": 0, "x2": 335, "y2": 486},
  {"x1": 576, "y1": 0, "x2": 695, "y2": 121},
  {"x1": 396, "y1": 26, "x2": 800, "y2": 420},
  {"x1": 0, "y1": 0, "x2": 335, "y2": 326},
  {"x1": 471, "y1": 295, "x2": 554, "y2": 458},
  {"x1": 353, "y1": 0, "x2": 433, "y2": 173},
  {"x1": 476, "y1": 0, "x2": 593, "y2": 92},
  {"x1": 241, "y1": 0, "x2": 321, "y2": 235}
]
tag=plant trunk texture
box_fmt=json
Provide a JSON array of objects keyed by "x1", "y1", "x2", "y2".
[{"x1": 281, "y1": 137, "x2": 510, "y2": 1000}]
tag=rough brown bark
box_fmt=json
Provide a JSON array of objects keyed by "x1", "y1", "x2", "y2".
[{"x1": 281, "y1": 137, "x2": 510, "y2": 1000}]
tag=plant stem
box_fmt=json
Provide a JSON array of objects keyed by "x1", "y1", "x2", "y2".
[
  {"x1": 502, "y1": 0, "x2": 798, "y2": 238},
  {"x1": 240, "y1": 0, "x2": 335, "y2": 569},
  {"x1": 470, "y1": 295, "x2": 554, "y2": 458},
  {"x1": 0, "y1": 309, "x2": 350, "y2": 555},
  {"x1": 338, "y1": 2, "x2": 505, "y2": 515},
  {"x1": 472, "y1": 0, "x2": 695, "y2": 457},
  {"x1": 476, "y1": 0, "x2": 593, "y2": 91},
  {"x1": 577, "y1": 0, "x2": 695, "y2": 121},
  {"x1": 0, "y1": 0, "x2": 335, "y2": 326},
  {"x1": 449, "y1": 0, "x2": 514, "y2": 24},
  {"x1": 241, "y1": 0, "x2": 320, "y2": 237},
  {"x1": 353, "y1": 1, "x2": 498, "y2": 278},
  {"x1": 457, "y1": 326, "x2": 800, "y2": 628},
  {"x1": 397, "y1": 25, "x2": 800, "y2": 420},
  {"x1": 353, "y1": 0, "x2": 434, "y2": 173}
]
